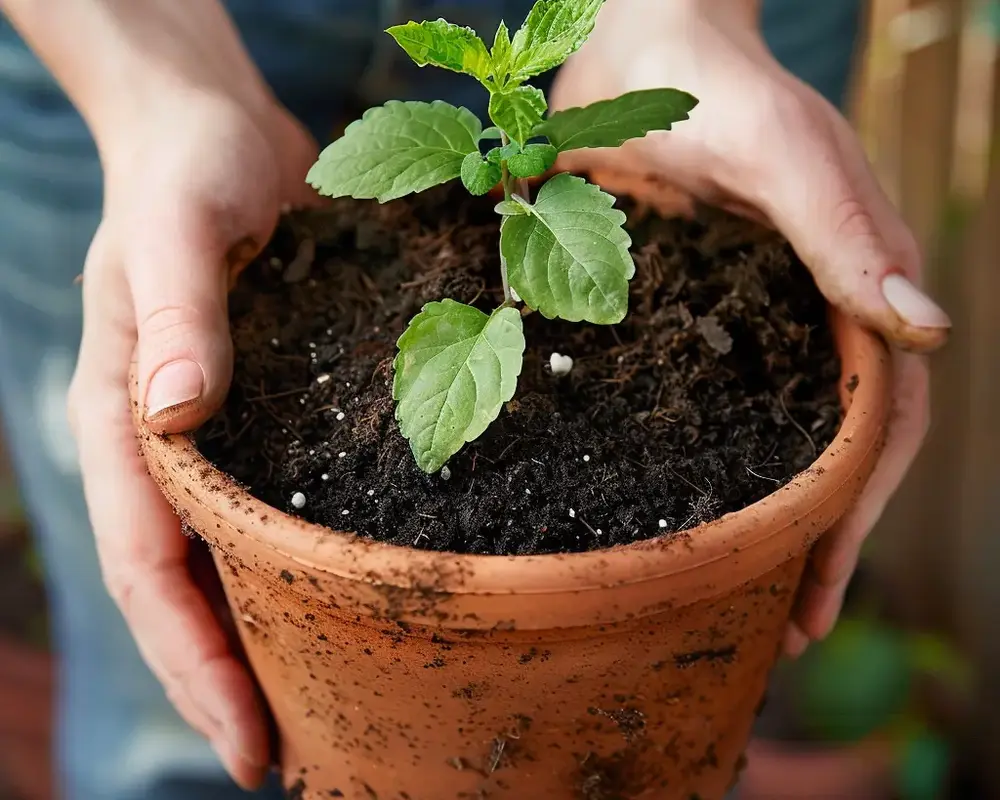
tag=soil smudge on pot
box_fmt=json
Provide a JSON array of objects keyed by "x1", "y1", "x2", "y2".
[{"x1": 197, "y1": 184, "x2": 841, "y2": 556}]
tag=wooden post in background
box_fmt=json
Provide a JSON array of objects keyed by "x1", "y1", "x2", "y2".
[
  {"x1": 856, "y1": 0, "x2": 999, "y2": 793},
  {"x1": 867, "y1": 0, "x2": 968, "y2": 631},
  {"x1": 953, "y1": 47, "x2": 1000, "y2": 797}
]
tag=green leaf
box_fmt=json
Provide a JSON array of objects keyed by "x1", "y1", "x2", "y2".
[
  {"x1": 795, "y1": 618, "x2": 913, "y2": 744},
  {"x1": 494, "y1": 200, "x2": 527, "y2": 216},
  {"x1": 480, "y1": 126, "x2": 503, "y2": 141},
  {"x1": 507, "y1": 143, "x2": 557, "y2": 178},
  {"x1": 500, "y1": 173, "x2": 634, "y2": 324},
  {"x1": 386, "y1": 19, "x2": 492, "y2": 83},
  {"x1": 461, "y1": 152, "x2": 502, "y2": 195},
  {"x1": 489, "y1": 86, "x2": 547, "y2": 146},
  {"x1": 393, "y1": 301, "x2": 525, "y2": 473},
  {"x1": 486, "y1": 141, "x2": 520, "y2": 165},
  {"x1": 535, "y1": 88, "x2": 699, "y2": 152},
  {"x1": 507, "y1": 0, "x2": 604, "y2": 83},
  {"x1": 896, "y1": 731, "x2": 952, "y2": 800},
  {"x1": 307, "y1": 100, "x2": 481, "y2": 203},
  {"x1": 491, "y1": 20, "x2": 513, "y2": 81}
]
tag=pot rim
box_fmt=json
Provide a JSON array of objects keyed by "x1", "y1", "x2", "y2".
[{"x1": 139, "y1": 301, "x2": 890, "y2": 597}]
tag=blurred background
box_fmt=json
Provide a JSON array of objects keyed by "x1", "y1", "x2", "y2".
[{"x1": 0, "y1": 0, "x2": 997, "y2": 798}]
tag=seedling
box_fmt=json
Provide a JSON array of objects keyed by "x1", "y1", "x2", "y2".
[{"x1": 307, "y1": 0, "x2": 697, "y2": 473}]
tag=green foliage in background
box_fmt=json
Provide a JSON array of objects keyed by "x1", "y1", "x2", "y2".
[
  {"x1": 984, "y1": 0, "x2": 1000, "y2": 38},
  {"x1": 793, "y1": 614, "x2": 971, "y2": 800},
  {"x1": 796, "y1": 618, "x2": 913, "y2": 744}
]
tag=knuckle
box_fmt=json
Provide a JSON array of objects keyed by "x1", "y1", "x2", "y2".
[
  {"x1": 138, "y1": 304, "x2": 210, "y2": 350},
  {"x1": 830, "y1": 197, "x2": 882, "y2": 253},
  {"x1": 101, "y1": 568, "x2": 135, "y2": 616}
]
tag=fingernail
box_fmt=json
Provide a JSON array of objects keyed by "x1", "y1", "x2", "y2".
[
  {"x1": 145, "y1": 360, "x2": 204, "y2": 421},
  {"x1": 881, "y1": 273, "x2": 951, "y2": 329}
]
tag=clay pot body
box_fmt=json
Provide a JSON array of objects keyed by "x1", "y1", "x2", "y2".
[{"x1": 134, "y1": 192, "x2": 890, "y2": 799}]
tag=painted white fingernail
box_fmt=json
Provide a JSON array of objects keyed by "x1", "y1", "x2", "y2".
[
  {"x1": 145, "y1": 359, "x2": 204, "y2": 421},
  {"x1": 881, "y1": 274, "x2": 951, "y2": 329}
]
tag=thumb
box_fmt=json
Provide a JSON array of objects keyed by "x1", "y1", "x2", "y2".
[
  {"x1": 132, "y1": 212, "x2": 253, "y2": 435},
  {"x1": 759, "y1": 114, "x2": 951, "y2": 353}
]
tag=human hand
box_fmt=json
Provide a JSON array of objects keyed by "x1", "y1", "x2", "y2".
[
  {"x1": 551, "y1": 0, "x2": 951, "y2": 656},
  {"x1": 67, "y1": 86, "x2": 320, "y2": 787}
]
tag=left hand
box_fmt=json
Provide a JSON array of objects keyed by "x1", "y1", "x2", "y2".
[{"x1": 551, "y1": 0, "x2": 951, "y2": 656}]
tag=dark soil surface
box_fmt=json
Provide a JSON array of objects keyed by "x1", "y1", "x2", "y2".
[{"x1": 197, "y1": 183, "x2": 841, "y2": 556}]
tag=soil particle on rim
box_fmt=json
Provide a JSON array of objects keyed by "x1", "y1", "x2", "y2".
[{"x1": 197, "y1": 183, "x2": 841, "y2": 556}]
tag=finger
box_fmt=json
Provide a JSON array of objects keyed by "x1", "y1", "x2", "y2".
[
  {"x1": 757, "y1": 93, "x2": 951, "y2": 353},
  {"x1": 556, "y1": 150, "x2": 700, "y2": 218},
  {"x1": 129, "y1": 207, "x2": 238, "y2": 434},
  {"x1": 783, "y1": 621, "x2": 810, "y2": 659},
  {"x1": 273, "y1": 112, "x2": 326, "y2": 210},
  {"x1": 792, "y1": 352, "x2": 929, "y2": 640},
  {"x1": 791, "y1": 563, "x2": 852, "y2": 644},
  {"x1": 71, "y1": 244, "x2": 270, "y2": 787},
  {"x1": 88, "y1": 405, "x2": 271, "y2": 787}
]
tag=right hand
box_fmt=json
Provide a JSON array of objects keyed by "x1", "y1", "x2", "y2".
[
  {"x1": 67, "y1": 86, "x2": 321, "y2": 787},
  {"x1": 551, "y1": 0, "x2": 950, "y2": 657}
]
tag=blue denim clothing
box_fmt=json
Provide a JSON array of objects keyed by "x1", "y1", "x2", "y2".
[{"x1": 0, "y1": 1, "x2": 860, "y2": 798}]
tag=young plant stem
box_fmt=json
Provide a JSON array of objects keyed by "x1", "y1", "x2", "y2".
[{"x1": 498, "y1": 133, "x2": 517, "y2": 305}]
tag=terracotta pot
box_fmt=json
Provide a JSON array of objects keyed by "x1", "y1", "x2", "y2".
[{"x1": 131, "y1": 178, "x2": 891, "y2": 799}]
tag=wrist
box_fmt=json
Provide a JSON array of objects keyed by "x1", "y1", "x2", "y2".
[
  {"x1": 84, "y1": 3, "x2": 273, "y2": 162},
  {"x1": 4, "y1": 0, "x2": 273, "y2": 161},
  {"x1": 582, "y1": 0, "x2": 770, "y2": 77},
  {"x1": 93, "y1": 67, "x2": 273, "y2": 173},
  {"x1": 635, "y1": 0, "x2": 771, "y2": 66},
  {"x1": 604, "y1": 0, "x2": 759, "y2": 28},
  {"x1": 591, "y1": 0, "x2": 765, "y2": 50}
]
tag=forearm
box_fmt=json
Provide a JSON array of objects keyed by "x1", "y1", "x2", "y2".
[
  {"x1": 1, "y1": 0, "x2": 270, "y2": 156},
  {"x1": 646, "y1": 0, "x2": 760, "y2": 25},
  {"x1": 611, "y1": 0, "x2": 763, "y2": 41},
  {"x1": 583, "y1": 0, "x2": 769, "y2": 77}
]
